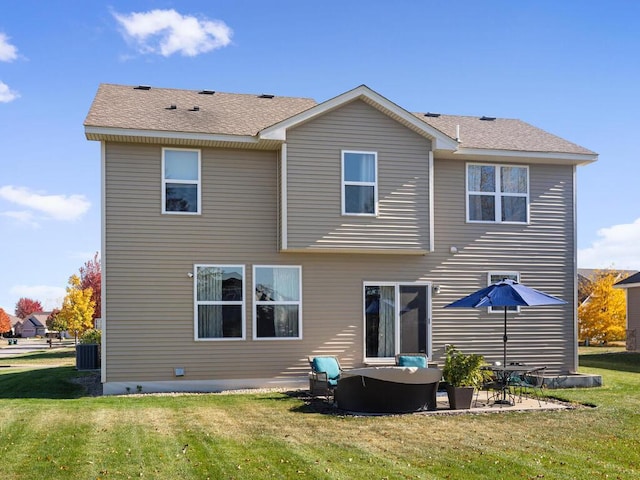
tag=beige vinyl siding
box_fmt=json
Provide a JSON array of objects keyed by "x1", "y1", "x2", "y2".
[
  {"x1": 284, "y1": 100, "x2": 432, "y2": 252},
  {"x1": 627, "y1": 287, "x2": 640, "y2": 351},
  {"x1": 103, "y1": 143, "x2": 578, "y2": 385},
  {"x1": 428, "y1": 159, "x2": 576, "y2": 372}
]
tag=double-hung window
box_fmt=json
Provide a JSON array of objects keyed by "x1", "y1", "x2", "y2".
[
  {"x1": 254, "y1": 266, "x2": 302, "y2": 339},
  {"x1": 467, "y1": 164, "x2": 528, "y2": 223},
  {"x1": 488, "y1": 271, "x2": 520, "y2": 313},
  {"x1": 195, "y1": 265, "x2": 245, "y2": 339},
  {"x1": 364, "y1": 283, "x2": 431, "y2": 361},
  {"x1": 162, "y1": 148, "x2": 201, "y2": 214},
  {"x1": 342, "y1": 151, "x2": 377, "y2": 215}
]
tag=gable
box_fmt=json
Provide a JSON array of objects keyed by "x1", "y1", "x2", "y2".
[{"x1": 260, "y1": 85, "x2": 457, "y2": 151}]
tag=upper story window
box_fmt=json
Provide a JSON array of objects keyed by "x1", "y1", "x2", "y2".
[
  {"x1": 342, "y1": 151, "x2": 377, "y2": 215},
  {"x1": 162, "y1": 148, "x2": 201, "y2": 214},
  {"x1": 467, "y1": 164, "x2": 528, "y2": 223},
  {"x1": 195, "y1": 265, "x2": 245, "y2": 340},
  {"x1": 254, "y1": 265, "x2": 302, "y2": 340}
]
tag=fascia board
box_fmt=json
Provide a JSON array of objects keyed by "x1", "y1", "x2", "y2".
[
  {"x1": 452, "y1": 147, "x2": 598, "y2": 165},
  {"x1": 614, "y1": 282, "x2": 640, "y2": 289},
  {"x1": 84, "y1": 126, "x2": 260, "y2": 145},
  {"x1": 259, "y1": 85, "x2": 459, "y2": 151}
]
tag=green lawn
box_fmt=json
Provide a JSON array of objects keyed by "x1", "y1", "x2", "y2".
[{"x1": 0, "y1": 349, "x2": 639, "y2": 479}]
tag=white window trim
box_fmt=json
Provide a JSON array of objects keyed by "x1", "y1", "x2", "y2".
[
  {"x1": 363, "y1": 281, "x2": 432, "y2": 364},
  {"x1": 253, "y1": 265, "x2": 303, "y2": 341},
  {"x1": 162, "y1": 147, "x2": 202, "y2": 215},
  {"x1": 194, "y1": 264, "x2": 246, "y2": 341},
  {"x1": 465, "y1": 163, "x2": 529, "y2": 224},
  {"x1": 488, "y1": 271, "x2": 520, "y2": 314},
  {"x1": 341, "y1": 150, "x2": 378, "y2": 216}
]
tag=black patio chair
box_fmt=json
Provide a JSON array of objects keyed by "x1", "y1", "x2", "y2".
[{"x1": 511, "y1": 366, "x2": 547, "y2": 406}]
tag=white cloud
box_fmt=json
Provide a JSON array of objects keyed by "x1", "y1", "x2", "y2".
[
  {"x1": 578, "y1": 218, "x2": 640, "y2": 269},
  {"x1": 1, "y1": 210, "x2": 39, "y2": 228},
  {"x1": 0, "y1": 33, "x2": 18, "y2": 62},
  {"x1": 0, "y1": 186, "x2": 90, "y2": 221},
  {"x1": 113, "y1": 9, "x2": 232, "y2": 57},
  {"x1": 0, "y1": 81, "x2": 19, "y2": 103},
  {"x1": 9, "y1": 285, "x2": 65, "y2": 311}
]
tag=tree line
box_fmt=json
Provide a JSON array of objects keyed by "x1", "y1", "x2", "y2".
[{"x1": 0, "y1": 253, "x2": 101, "y2": 342}]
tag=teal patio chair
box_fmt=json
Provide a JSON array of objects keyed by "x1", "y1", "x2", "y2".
[{"x1": 308, "y1": 355, "x2": 342, "y2": 398}]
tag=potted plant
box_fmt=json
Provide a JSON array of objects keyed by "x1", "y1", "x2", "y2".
[{"x1": 442, "y1": 344, "x2": 487, "y2": 409}]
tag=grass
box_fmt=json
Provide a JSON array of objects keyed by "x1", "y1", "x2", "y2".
[
  {"x1": 0, "y1": 349, "x2": 639, "y2": 479},
  {"x1": 0, "y1": 347, "x2": 76, "y2": 367}
]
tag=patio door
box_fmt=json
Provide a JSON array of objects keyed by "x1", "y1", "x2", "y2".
[{"x1": 364, "y1": 282, "x2": 432, "y2": 362}]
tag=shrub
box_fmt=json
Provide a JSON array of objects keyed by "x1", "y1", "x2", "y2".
[
  {"x1": 79, "y1": 328, "x2": 101, "y2": 345},
  {"x1": 442, "y1": 344, "x2": 487, "y2": 388}
]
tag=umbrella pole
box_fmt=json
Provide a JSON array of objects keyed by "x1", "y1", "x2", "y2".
[{"x1": 503, "y1": 306, "x2": 507, "y2": 367}]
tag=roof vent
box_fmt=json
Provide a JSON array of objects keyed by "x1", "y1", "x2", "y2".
[
  {"x1": 134, "y1": 85, "x2": 151, "y2": 90},
  {"x1": 166, "y1": 104, "x2": 177, "y2": 110},
  {"x1": 198, "y1": 90, "x2": 215, "y2": 95},
  {"x1": 189, "y1": 106, "x2": 200, "y2": 112},
  {"x1": 258, "y1": 94, "x2": 274, "y2": 99},
  {"x1": 480, "y1": 116, "x2": 496, "y2": 121},
  {"x1": 424, "y1": 112, "x2": 440, "y2": 117}
]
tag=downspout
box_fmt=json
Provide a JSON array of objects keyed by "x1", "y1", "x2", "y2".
[
  {"x1": 428, "y1": 150, "x2": 434, "y2": 252},
  {"x1": 100, "y1": 141, "x2": 107, "y2": 384},
  {"x1": 572, "y1": 164, "x2": 578, "y2": 373},
  {"x1": 280, "y1": 143, "x2": 288, "y2": 251}
]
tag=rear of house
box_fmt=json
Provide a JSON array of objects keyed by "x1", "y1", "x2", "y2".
[{"x1": 85, "y1": 84, "x2": 597, "y2": 394}]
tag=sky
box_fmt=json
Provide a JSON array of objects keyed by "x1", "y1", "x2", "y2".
[{"x1": 1, "y1": 0, "x2": 639, "y2": 313}]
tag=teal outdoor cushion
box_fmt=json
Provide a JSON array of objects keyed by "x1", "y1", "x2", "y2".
[
  {"x1": 312, "y1": 356, "x2": 340, "y2": 381},
  {"x1": 397, "y1": 355, "x2": 427, "y2": 368}
]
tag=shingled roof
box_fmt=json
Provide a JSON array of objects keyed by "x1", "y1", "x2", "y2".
[
  {"x1": 417, "y1": 113, "x2": 595, "y2": 155},
  {"x1": 85, "y1": 84, "x2": 595, "y2": 157},
  {"x1": 84, "y1": 84, "x2": 317, "y2": 136}
]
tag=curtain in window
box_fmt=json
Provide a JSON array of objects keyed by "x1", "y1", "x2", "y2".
[
  {"x1": 272, "y1": 268, "x2": 298, "y2": 337},
  {"x1": 500, "y1": 166, "x2": 527, "y2": 193},
  {"x1": 198, "y1": 268, "x2": 223, "y2": 337},
  {"x1": 378, "y1": 286, "x2": 395, "y2": 357}
]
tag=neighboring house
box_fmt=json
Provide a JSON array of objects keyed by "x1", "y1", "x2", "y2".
[
  {"x1": 84, "y1": 83, "x2": 598, "y2": 394},
  {"x1": 20, "y1": 312, "x2": 50, "y2": 338},
  {"x1": 9, "y1": 315, "x2": 22, "y2": 336},
  {"x1": 614, "y1": 272, "x2": 640, "y2": 352}
]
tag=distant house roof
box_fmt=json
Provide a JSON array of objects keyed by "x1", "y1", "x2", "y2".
[
  {"x1": 9, "y1": 314, "x2": 22, "y2": 327},
  {"x1": 615, "y1": 272, "x2": 640, "y2": 289},
  {"x1": 26, "y1": 312, "x2": 51, "y2": 327},
  {"x1": 85, "y1": 84, "x2": 597, "y2": 163},
  {"x1": 578, "y1": 269, "x2": 638, "y2": 302}
]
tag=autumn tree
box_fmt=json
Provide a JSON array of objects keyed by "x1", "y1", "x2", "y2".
[
  {"x1": 15, "y1": 297, "x2": 43, "y2": 319},
  {"x1": 80, "y1": 252, "x2": 101, "y2": 320},
  {"x1": 57, "y1": 275, "x2": 95, "y2": 343},
  {"x1": 0, "y1": 308, "x2": 11, "y2": 336},
  {"x1": 46, "y1": 308, "x2": 67, "y2": 337},
  {"x1": 578, "y1": 270, "x2": 627, "y2": 344}
]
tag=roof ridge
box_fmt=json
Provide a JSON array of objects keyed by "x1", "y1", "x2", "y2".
[
  {"x1": 98, "y1": 83, "x2": 317, "y2": 102},
  {"x1": 413, "y1": 111, "x2": 521, "y2": 121}
]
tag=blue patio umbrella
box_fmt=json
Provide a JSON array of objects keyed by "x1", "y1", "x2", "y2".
[{"x1": 444, "y1": 279, "x2": 567, "y2": 367}]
